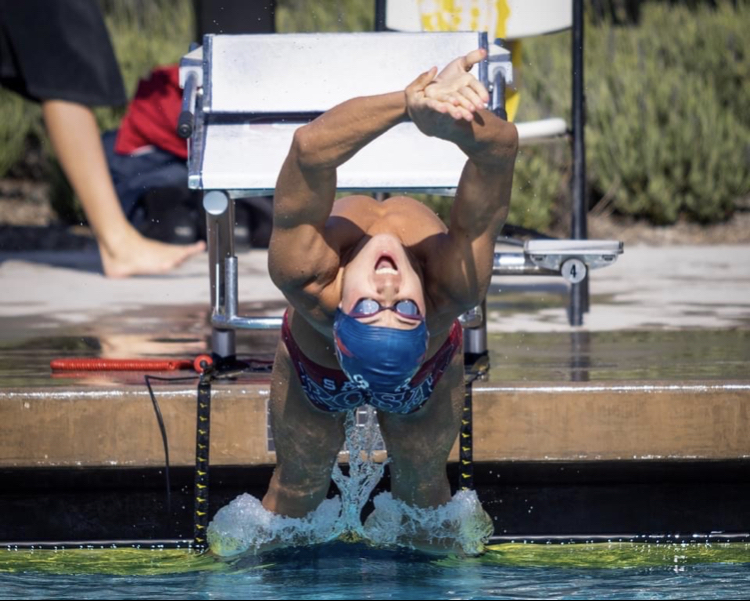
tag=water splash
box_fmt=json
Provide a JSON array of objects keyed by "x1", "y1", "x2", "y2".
[
  {"x1": 331, "y1": 407, "x2": 389, "y2": 539},
  {"x1": 336, "y1": 407, "x2": 493, "y2": 555},
  {"x1": 363, "y1": 490, "x2": 494, "y2": 556},
  {"x1": 207, "y1": 494, "x2": 344, "y2": 557},
  {"x1": 208, "y1": 406, "x2": 492, "y2": 556},
  {"x1": 207, "y1": 407, "x2": 384, "y2": 556}
]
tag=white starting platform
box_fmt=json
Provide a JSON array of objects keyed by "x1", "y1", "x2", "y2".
[{"x1": 179, "y1": 32, "x2": 623, "y2": 359}]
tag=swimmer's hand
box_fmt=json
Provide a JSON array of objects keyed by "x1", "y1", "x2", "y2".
[{"x1": 406, "y1": 48, "x2": 490, "y2": 138}]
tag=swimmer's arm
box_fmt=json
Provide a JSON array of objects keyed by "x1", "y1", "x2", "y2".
[
  {"x1": 425, "y1": 112, "x2": 519, "y2": 312},
  {"x1": 274, "y1": 92, "x2": 408, "y2": 226},
  {"x1": 404, "y1": 50, "x2": 518, "y2": 312},
  {"x1": 272, "y1": 63, "x2": 459, "y2": 234},
  {"x1": 269, "y1": 92, "x2": 409, "y2": 297}
]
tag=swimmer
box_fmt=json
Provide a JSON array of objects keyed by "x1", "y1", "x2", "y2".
[{"x1": 209, "y1": 48, "x2": 518, "y2": 556}]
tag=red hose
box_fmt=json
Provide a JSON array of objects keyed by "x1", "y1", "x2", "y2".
[{"x1": 50, "y1": 358, "x2": 195, "y2": 372}]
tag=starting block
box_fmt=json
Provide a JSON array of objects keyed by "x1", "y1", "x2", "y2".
[
  {"x1": 494, "y1": 240, "x2": 624, "y2": 284},
  {"x1": 179, "y1": 32, "x2": 623, "y2": 362}
]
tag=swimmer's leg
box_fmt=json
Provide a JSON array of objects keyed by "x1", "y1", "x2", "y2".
[
  {"x1": 370, "y1": 351, "x2": 492, "y2": 555},
  {"x1": 208, "y1": 342, "x2": 347, "y2": 557},
  {"x1": 377, "y1": 350, "x2": 464, "y2": 507},
  {"x1": 262, "y1": 341, "x2": 347, "y2": 518}
]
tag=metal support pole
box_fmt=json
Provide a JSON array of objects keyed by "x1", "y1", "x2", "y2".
[
  {"x1": 374, "y1": 0, "x2": 387, "y2": 31},
  {"x1": 570, "y1": 0, "x2": 589, "y2": 326},
  {"x1": 491, "y1": 71, "x2": 507, "y2": 121},
  {"x1": 463, "y1": 58, "x2": 511, "y2": 364},
  {"x1": 203, "y1": 190, "x2": 236, "y2": 359},
  {"x1": 464, "y1": 299, "x2": 494, "y2": 358}
]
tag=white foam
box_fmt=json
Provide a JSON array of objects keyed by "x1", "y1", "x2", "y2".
[
  {"x1": 362, "y1": 489, "x2": 494, "y2": 556},
  {"x1": 208, "y1": 407, "x2": 493, "y2": 556},
  {"x1": 331, "y1": 407, "x2": 389, "y2": 537},
  {"x1": 207, "y1": 493, "x2": 345, "y2": 557}
]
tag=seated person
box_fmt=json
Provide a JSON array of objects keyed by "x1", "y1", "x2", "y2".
[
  {"x1": 109, "y1": 66, "x2": 273, "y2": 249},
  {"x1": 208, "y1": 48, "x2": 518, "y2": 556},
  {"x1": 0, "y1": 0, "x2": 204, "y2": 277}
]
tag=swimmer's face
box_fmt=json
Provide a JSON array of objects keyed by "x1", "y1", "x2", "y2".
[{"x1": 341, "y1": 234, "x2": 426, "y2": 331}]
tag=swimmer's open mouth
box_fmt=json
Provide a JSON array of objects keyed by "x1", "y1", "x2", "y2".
[{"x1": 375, "y1": 254, "x2": 398, "y2": 275}]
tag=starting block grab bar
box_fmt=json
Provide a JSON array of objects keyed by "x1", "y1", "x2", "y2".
[{"x1": 204, "y1": 193, "x2": 623, "y2": 331}]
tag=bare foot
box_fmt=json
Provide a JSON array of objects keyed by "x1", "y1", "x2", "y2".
[{"x1": 99, "y1": 229, "x2": 206, "y2": 278}]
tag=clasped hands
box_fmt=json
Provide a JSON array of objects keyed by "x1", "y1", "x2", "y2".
[{"x1": 405, "y1": 48, "x2": 491, "y2": 141}]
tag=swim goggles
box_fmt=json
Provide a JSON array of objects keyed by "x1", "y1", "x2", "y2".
[{"x1": 349, "y1": 298, "x2": 423, "y2": 321}]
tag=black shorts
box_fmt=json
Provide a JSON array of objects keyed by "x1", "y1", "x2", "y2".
[{"x1": 0, "y1": 0, "x2": 126, "y2": 106}]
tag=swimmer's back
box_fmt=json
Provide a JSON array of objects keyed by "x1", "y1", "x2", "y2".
[
  {"x1": 282, "y1": 195, "x2": 454, "y2": 369},
  {"x1": 327, "y1": 195, "x2": 448, "y2": 254}
]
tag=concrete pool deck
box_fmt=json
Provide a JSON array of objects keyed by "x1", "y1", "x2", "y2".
[
  {"x1": 1, "y1": 243, "x2": 749, "y2": 542},
  {"x1": 0, "y1": 243, "x2": 749, "y2": 330},
  {"x1": 0, "y1": 243, "x2": 749, "y2": 469}
]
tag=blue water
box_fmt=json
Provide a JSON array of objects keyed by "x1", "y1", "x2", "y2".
[{"x1": 2, "y1": 543, "x2": 750, "y2": 600}]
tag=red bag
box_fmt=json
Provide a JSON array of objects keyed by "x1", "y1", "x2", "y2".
[{"x1": 115, "y1": 65, "x2": 187, "y2": 160}]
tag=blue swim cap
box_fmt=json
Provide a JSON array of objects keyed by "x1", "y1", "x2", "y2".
[{"x1": 333, "y1": 309, "x2": 429, "y2": 393}]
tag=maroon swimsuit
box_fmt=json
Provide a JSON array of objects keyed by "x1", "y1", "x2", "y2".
[{"x1": 281, "y1": 311, "x2": 462, "y2": 414}]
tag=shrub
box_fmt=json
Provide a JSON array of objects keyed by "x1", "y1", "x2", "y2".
[
  {"x1": 509, "y1": 146, "x2": 569, "y2": 232},
  {"x1": 276, "y1": 0, "x2": 373, "y2": 32},
  {"x1": 517, "y1": 0, "x2": 750, "y2": 227},
  {"x1": 0, "y1": 91, "x2": 40, "y2": 178},
  {"x1": 1, "y1": 0, "x2": 748, "y2": 228},
  {"x1": 586, "y1": 1, "x2": 750, "y2": 223},
  {"x1": 96, "y1": 0, "x2": 195, "y2": 131}
]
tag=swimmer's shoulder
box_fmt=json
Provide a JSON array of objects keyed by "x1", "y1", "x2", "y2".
[
  {"x1": 330, "y1": 195, "x2": 446, "y2": 234},
  {"x1": 286, "y1": 306, "x2": 340, "y2": 369},
  {"x1": 383, "y1": 195, "x2": 448, "y2": 230}
]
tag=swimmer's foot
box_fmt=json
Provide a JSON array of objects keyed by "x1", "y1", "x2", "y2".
[
  {"x1": 99, "y1": 229, "x2": 205, "y2": 278},
  {"x1": 362, "y1": 491, "x2": 493, "y2": 557}
]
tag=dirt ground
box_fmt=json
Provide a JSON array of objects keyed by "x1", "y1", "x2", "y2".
[
  {"x1": 0, "y1": 181, "x2": 91, "y2": 251},
  {"x1": 1, "y1": 177, "x2": 749, "y2": 251},
  {"x1": 586, "y1": 210, "x2": 750, "y2": 246}
]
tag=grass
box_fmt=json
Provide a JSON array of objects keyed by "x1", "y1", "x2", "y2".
[{"x1": 1, "y1": 0, "x2": 747, "y2": 230}]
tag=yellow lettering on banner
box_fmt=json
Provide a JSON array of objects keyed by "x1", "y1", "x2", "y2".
[
  {"x1": 495, "y1": 0, "x2": 510, "y2": 39},
  {"x1": 470, "y1": 5, "x2": 480, "y2": 31},
  {"x1": 417, "y1": 0, "x2": 510, "y2": 38},
  {"x1": 436, "y1": 10, "x2": 449, "y2": 30},
  {"x1": 416, "y1": 0, "x2": 519, "y2": 122}
]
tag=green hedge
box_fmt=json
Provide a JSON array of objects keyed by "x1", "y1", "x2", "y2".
[
  {"x1": 0, "y1": 90, "x2": 41, "y2": 178},
  {"x1": 0, "y1": 0, "x2": 193, "y2": 178},
  {"x1": 1, "y1": 0, "x2": 747, "y2": 228},
  {"x1": 95, "y1": 0, "x2": 194, "y2": 132},
  {"x1": 515, "y1": 0, "x2": 750, "y2": 227}
]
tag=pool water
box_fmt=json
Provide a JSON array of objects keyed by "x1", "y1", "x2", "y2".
[{"x1": 1, "y1": 542, "x2": 749, "y2": 600}]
